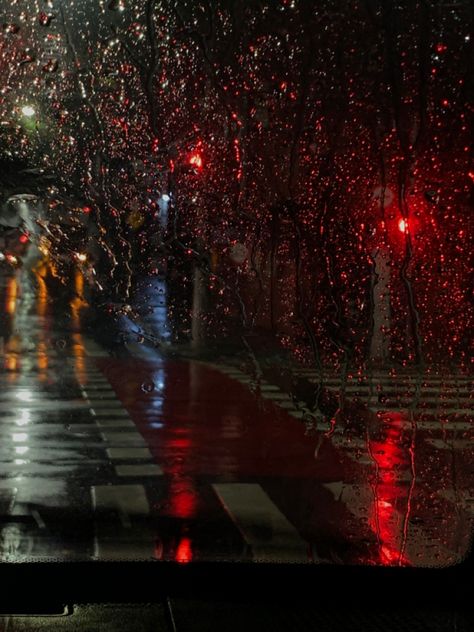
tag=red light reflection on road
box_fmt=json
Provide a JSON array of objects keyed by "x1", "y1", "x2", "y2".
[
  {"x1": 165, "y1": 436, "x2": 199, "y2": 519},
  {"x1": 368, "y1": 412, "x2": 412, "y2": 566},
  {"x1": 175, "y1": 537, "x2": 193, "y2": 563},
  {"x1": 167, "y1": 478, "x2": 198, "y2": 519}
]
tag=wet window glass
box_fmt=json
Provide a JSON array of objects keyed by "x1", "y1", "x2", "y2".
[{"x1": 0, "y1": 0, "x2": 472, "y2": 567}]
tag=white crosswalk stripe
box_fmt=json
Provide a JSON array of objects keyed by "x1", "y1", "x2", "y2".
[
  {"x1": 213, "y1": 483, "x2": 309, "y2": 562},
  {"x1": 91, "y1": 484, "x2": 155, "y2": 560}
]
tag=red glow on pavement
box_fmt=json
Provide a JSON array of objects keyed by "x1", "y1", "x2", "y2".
[
  {"x1": 167, "y1": 479, "x2": 198, "y2": 519},
  {"x1": 175, "y1": 537, "x2": 193, "y2": 563},
  {"x1": 165, "y1": 435, "x2": 199, "y2": 519},
  {"x1": 368, "y1": 413, "x2": 411, "y2": 566},
  {"x1": 380, "y1": 544, "x2": 403, "y2": 565}
]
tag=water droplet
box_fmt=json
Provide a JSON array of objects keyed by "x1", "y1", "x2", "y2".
[
  {"x1": 38, "y1": 12, "x2": 53, "y2": 26},
  {"x1": 42, "y1": 59, "x2": 58, "y2": 73},
  {"x1": 3, "y1": 23, "x2": 20, "y2": 34},
  {"x1": 108, "y1": 0, "x2": 126, "y2": 11}
]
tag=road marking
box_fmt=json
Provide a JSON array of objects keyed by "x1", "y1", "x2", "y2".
[
  {"x1": 82, "y1": 338, "x2": 110, "y2": 357},
  {"x1": 287, "y1": 410, "x2": 305, "y2": 419},
  {"x1": 91, "y1": 484, "x2": 154, "y2": 560},
  {"x1": 331, "y1": 436, "x2": 367, "y2": 450},
  {"x1": 107, "y1": 447, "x2": 152, "y2": 460},
  {"x1": 262, "y1": 392, "x2": 293, "y2": 400},
  {"x1": 438, "y1": 490, "x2": 474, "y2": 514},
  {"x1": 345, "y1": 396, "x2": 473, "y2": 407},
  {"x1": 88, "y1": 400, "x2": 127, "y2": 409},
  {"x1": 91, "y1": 484, "x2": 150, "y2": 516},
  {"x1": 426, "y1": 438, "x2": 474, "y2": 450},
  {"x1": 95, "y1": 418, "x2": 135, "y2": 428},
  {"x1": 91, "y1": 409, "x2": 131, "y2": 418},
  {"x1": 299, "y1": 371, "x2": 472, "y2": 380},
  {"x1": 323, "y1": 385, "x2": 471, "y2": 392},
  {"x1": 370, "y1": 408, "x2": 471, "y2": 415},
  {"x1": 115, "y1": 464, "x2": 163, "y2": 477},
  {"x1": 83, "y1": 392, "x2": 120, "y2": 400},
  {"x1": 30, "y1": 509, "x2": 46, "y2": 529},
  {"x1": 101, "y1": 431, "x2": 146, "y2": 446},
  {"x1": 322, "y1": 482, "x2": 456, "y2": 565},
  {"x1": 276, "y1": 401, "x2": 299, "y2": 410},
  {"x1": 213, "y1": 483, "x2": 309, "y2": 562},
  {"x1": 213, "y1": 367, "x2": 243, "y2": 376},
  {"x1": 0, "y1": 401, "x2": 90, "y2": 411},
  {"x1": 80, "y1": 383, "x2": 114, "y2": 390},
  {"x1": 391, "y1": 420, "x2": 472, "y2": 431}
]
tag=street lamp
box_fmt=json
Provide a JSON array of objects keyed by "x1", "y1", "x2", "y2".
[{"x1": 21, "y1": 105, "x2": 36, "y2": 117}]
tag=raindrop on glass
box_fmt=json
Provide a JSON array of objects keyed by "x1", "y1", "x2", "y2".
[
  {"x1": 141, "y1": 381, "x2": 154, "y2": 393},
  {"x1": 38, "y1": 12, "x2": 53, "y2": 26},
  {"x1": 2, "y1": 23, "x2": 20, "y2": 34},
  {"x1": 108, "y1": 0, "x2": 126, "y2": 11}
]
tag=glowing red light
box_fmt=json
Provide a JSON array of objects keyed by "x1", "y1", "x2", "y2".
[
  {"x1": 175, "y1": 537, "x2": 193, "y2": 564},
  {"x1": 189, "y1": 152, "x2": 203, "y2": 169},
  {"x1": 398, "y1": 219, "x2": 408, "y2": 233},
  {"x1": 19, "y1": 234, "x2": 29, "y2": 244},
  {"x1": 82, "y1": 206, "x2": 92, "y2": 214}
]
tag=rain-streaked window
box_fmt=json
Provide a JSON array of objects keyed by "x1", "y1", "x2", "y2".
[{"x1": 0, "y1": 1, "x2": 471, "y2": 568}]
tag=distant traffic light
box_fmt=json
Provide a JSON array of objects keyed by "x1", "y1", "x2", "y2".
[{"x1": 188, "y1": 152, "x2": 203, "y2": 170}]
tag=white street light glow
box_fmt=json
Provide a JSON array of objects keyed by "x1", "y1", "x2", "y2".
[{"x1": 21, "y1": 105, "x2": 35, "y2": 117}]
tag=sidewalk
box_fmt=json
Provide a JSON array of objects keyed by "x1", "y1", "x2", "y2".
[{"x1": 88, "y1": 275, "x2": 472, "y2": 383}]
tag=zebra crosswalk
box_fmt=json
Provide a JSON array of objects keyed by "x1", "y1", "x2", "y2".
[{"x1": 204, "y1": 362, "x2": 473, "y2": 566}]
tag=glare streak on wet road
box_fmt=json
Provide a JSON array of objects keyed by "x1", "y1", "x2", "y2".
[{"x1": 0, "y1": 268, "x2": 472, "y2": 567}]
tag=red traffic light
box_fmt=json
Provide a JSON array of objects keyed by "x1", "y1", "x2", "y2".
[{"x1": 188, "y1": 152, "x2": 203, "y2": 169}]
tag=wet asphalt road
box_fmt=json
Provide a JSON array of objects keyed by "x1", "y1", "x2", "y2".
[{"x1": 0, "y1": 265, "x2": 472, "y2": 567}]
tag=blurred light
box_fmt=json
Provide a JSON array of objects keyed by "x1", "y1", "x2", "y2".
[
  {"x1": 189, "y1": 152, "x2": 203, "y2": 169},
  {"x1": 15, "y1": 390, "x2": 33, "y2": 402},
  {"x1": 160, "y1": 194, "x2": 170, "y2": 202},
  {"x1": 398, "y1": 219, "x2": 408, "y2": 233},
  {"x1": 19, "y1": 234, "x2": 29, "y2": 244},
  {"x1": 175, "y1": 537, "x2": 193, "y2": 563},
  {"x1": 21, "y1": 105, "x2": 35, "y2": 117},
  {"x1": 14, "y1": 409, "x2": 29, "y2": 428},
  {"x1": 15, "y1": 446, "x2": 29, "y2": 455},
  {"x1": 75, "y1": 252, "x2": 87, "y2": 263},
  {"x1": 12, "y1": 433, "x2": 28, "y2": 442}
]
